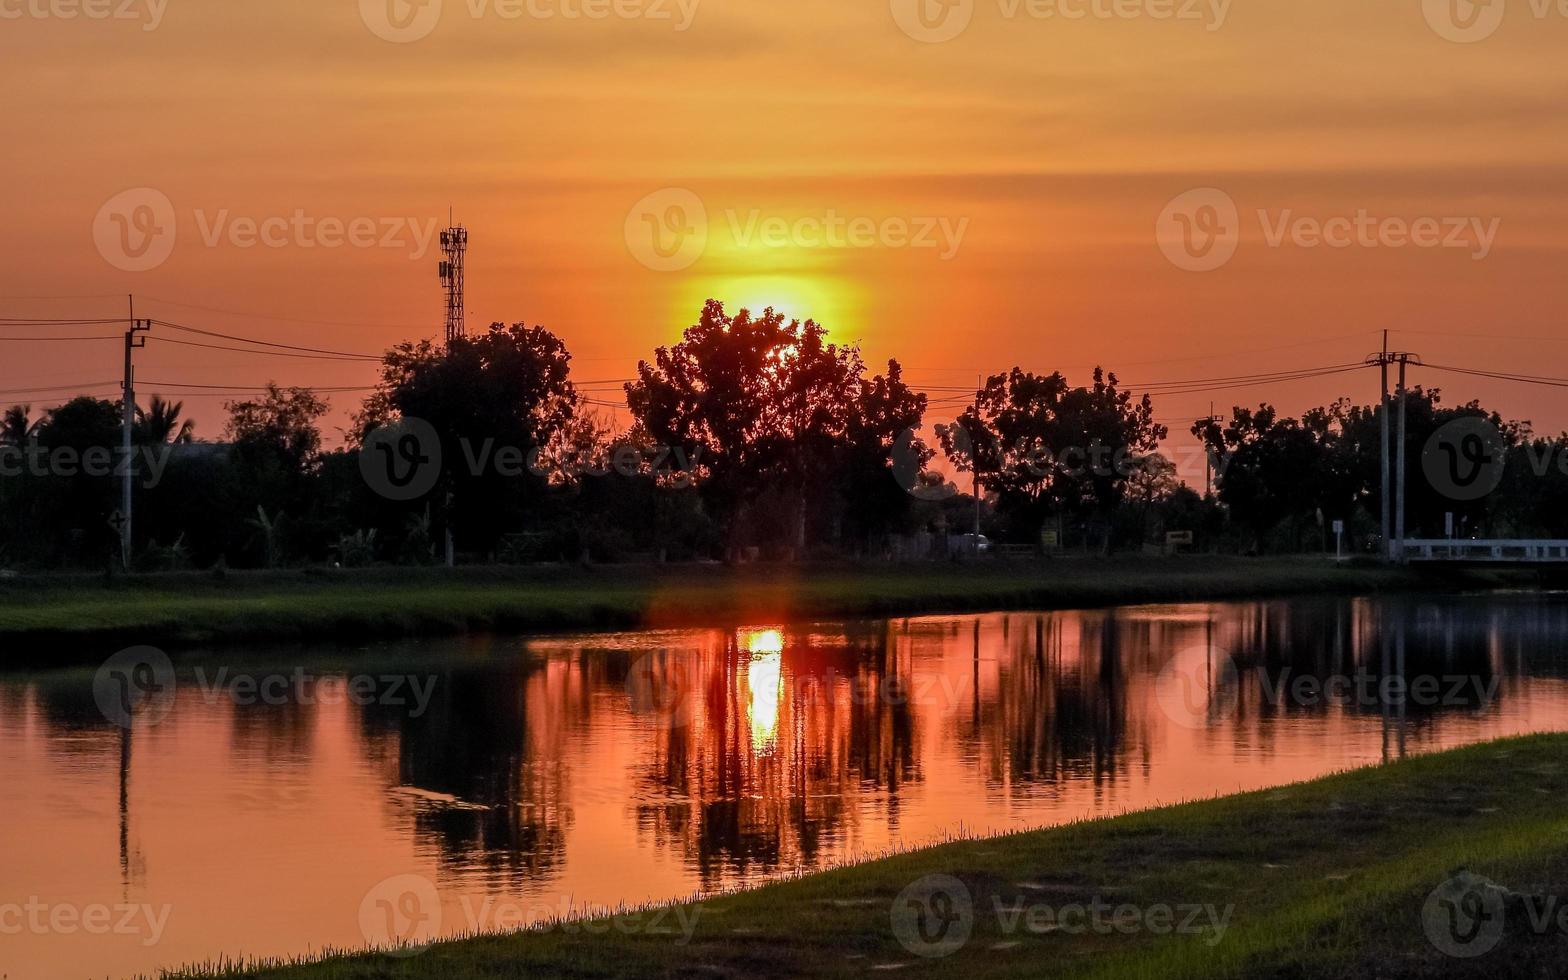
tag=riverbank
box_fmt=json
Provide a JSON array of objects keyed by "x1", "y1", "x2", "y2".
[
  {"x1": 0, "y1": 557, "x2": 1529, "y2": 662},
  {"x1": 174, "y1": 733, "x2": 1568, "y2": 979}
]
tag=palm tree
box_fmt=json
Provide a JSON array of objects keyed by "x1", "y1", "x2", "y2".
[
  {"x1": 135, "y1": 395, "x2": 194, "y2": 445},
  {"x1": 1, "y1": 404, "x2": 35, "y2": 446}
]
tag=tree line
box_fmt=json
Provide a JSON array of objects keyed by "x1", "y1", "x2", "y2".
[{"x1": 2, "y1": 299, "x2": 1564, "y2": 570}]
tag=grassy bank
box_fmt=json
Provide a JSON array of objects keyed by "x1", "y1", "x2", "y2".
[
  {"x1": 177, "y1": 733, "x2": 1568, "y2": 979},
  {"x1": 0, "y1": 557, "x2": 1526, "y2": 661}
]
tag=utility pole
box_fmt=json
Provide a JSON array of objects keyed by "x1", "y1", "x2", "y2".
[
  {"x1": 972, "y1": 374, "x2": 982, "y2": 542},
  {"x1": 1199, "y1": 401, "x2": 1222, "y2": 498},
  {"x1": 1367, "y1": 333, "x2": 1394, "y2": 562},
  {"x1": 1378, "y1": 331, "x2": 1390, "y2": 560},
  {"x1": 120, "y1": 299, "x2": 149, "y2": 569},
  {"x1": 1368, "y1": 342, "x2": 1420, "y2": 564},
  {"x1": 1392, "y1": 352, "x2": 1420, "y2": 564}
]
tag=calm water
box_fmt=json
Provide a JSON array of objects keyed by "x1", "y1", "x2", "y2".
[{"x1": 5, "y1": 593, "x2": 1568, "y2": 978}]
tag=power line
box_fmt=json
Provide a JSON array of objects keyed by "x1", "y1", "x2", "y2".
[
  {"x1": 148, "y1": 318, "x2": 383, "y2": 360},
  {"x1": 0, "y1": 335, "x2": 122, "y2": 342},
  {"x1": 139, "y1": 380, "x2": 380, "y2": 393},
  {"x1": 0, "y1": 380, "x2": 118, "y2": 396},
  {"x1": 139, "y1": 295, "x2": 431, "y2": 331},
  {"x1": 0, "y1": 318, "x2": 125, "y2": 326},
  {"x1": 1397, "y1": 328, "x2": 1568, "y2": 345},
  {"x1": 1420, "y1": 362, "x2": 1568, "y2": 389},
  {"x1": 1130, "y1": 362, "x2": 1368, "y2": 390},
  {"x1": 150, "y1": 335, "x2": 378, "y2": 362}
]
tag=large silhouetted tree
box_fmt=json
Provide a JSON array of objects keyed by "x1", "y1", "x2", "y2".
[
  {"x1": 626, "y1": 300, "x2": 925, "y2": 556},
  {"x1": 939, "y1": 368, "x2": 1165, "y2": 548},
  {"x1": 359, "y1": 322, "x2": 580, "y2": 555}
]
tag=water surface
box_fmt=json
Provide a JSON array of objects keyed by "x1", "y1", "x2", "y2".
[{"x1": 3, "y1": 593, "x2": 1567, "y2": 978}]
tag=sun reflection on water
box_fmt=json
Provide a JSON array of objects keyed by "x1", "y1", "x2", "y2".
[{"x1": 743, "y1": 629, "x2": 785, "y2": 754}]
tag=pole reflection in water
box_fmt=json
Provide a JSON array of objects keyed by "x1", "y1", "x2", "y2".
[{"x1": 4, "y1": 593, "x2": 1568, "y2": 979}]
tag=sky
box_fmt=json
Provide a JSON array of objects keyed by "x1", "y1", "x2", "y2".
[{"x1": 4, "y1": 0, "x2": 1568, "y2": 447}]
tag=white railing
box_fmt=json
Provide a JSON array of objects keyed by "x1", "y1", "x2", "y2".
[{"x1": 1403, "y1": 539, "x2": 1568, "y2": 563}]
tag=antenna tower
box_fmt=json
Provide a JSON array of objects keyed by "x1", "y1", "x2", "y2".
[{"x1": 438, "y1": 217, "x2": 467, "y2": 346}]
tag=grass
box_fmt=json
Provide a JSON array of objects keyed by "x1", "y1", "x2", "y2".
[
  {"x1": 170, "y1": 733, "x2": 1568, "y2": 980},
  {"x1": 0, "y1": 556, "x2": 1523, "y2": 662}
]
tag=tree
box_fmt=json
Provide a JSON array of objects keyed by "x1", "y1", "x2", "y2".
[
  {"x1": 626, "y1": 300, "x2": 925, "y2": 556},
  {"x1": 358, "y1": 322, "x2": 581, "y2": 556},
  {"x1": 1194, "y1": 389, "x2": 1521, "y2": 552},
  {"x1": 1193, "y1": 403, "x2": 1349, "y2": 552},
  {"x1": 222, "y1": 385, "x2": 330, "y2": 564},
  {"x1": 28, "y1": 397, "x2": 124, "y2": 564},
  {"x1": 136, "y1": 395, "x2": 194, "y2": 445},
  {"x1": 2, "y1": 405, "x2": 37, "y2": 446},
  {"x1": 226, "y1": 385, "x2": 329, "y2": 470},
  {"x1": 832, "y1": 360, "x2": 929, "y2": 550},
  {"x1": 939, "y1": 368, "x2": 1166, "y2": 548}
]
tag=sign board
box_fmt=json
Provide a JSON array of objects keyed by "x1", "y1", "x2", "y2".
[
  {"x1": 1040, "y1": 529, "x2": 1060, "y2": 549},
  {"x1": 1165, "y1": 530, "x2": 1194, "y2": 546},
  {"x1": 1332, "y1": 520, "x2": 1345, "y2": 534}
]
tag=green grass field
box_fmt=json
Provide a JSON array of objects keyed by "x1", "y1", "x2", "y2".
[
  {"x1": 0, "y1": 557, "x2": 1516, "y2": 662},
  {"x1": 170, "y1": 733, "x2": 1568, "y2": 980}
]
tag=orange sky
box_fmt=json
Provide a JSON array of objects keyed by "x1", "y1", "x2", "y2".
[{"x1": 5, "y1": 0, "x2": 1568, "y2": 445}]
